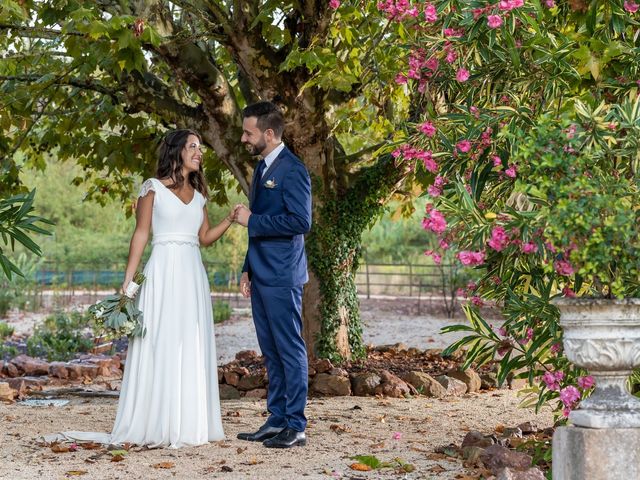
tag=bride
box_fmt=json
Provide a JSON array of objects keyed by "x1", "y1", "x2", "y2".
[{"x1": 48, "y1": 129, "x2": 233, "y2": 448}]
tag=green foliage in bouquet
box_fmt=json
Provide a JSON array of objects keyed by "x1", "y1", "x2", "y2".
[
  {"x1": 89, "y1": 272, "x2": 146, "y2": 339},
  {"x1": 26, "y1": 311, "x2": 94, "y2": 361}
]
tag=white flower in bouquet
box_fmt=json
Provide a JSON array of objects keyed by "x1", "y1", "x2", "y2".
[{"x1": 89, "y1": 272, "x2": 147, "y2": 340}]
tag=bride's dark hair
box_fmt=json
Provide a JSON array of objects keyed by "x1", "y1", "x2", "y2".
[{"x1": 156, "y1": 129, "x2": 209, "y2": 198}]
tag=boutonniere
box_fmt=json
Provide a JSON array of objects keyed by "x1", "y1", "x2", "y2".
[{"x1": 264, "y1": 178, "x2": 277, "y2": 189}]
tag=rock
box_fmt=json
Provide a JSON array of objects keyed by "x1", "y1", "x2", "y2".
[
  {"x1": 330, "y1": 368, "x2": 349, "y2": 377},
  {"x1": 503, "y1": 427, "x2": 523, "y2": 438},
  {"x1": 495, "y1": 467, "x2": 545, "y2": 480},
  {"x1": 48, "y1": 362, "x2": 69, "y2": 380},
  {"x1": 401, "y1": 371, "x2": 447, "y2": 398},
  {"x1": 461, "y1": 431, "x2": 496, "y2": 449},
  {"x1": 219, "y1": 384, "x2": 241, "y2": 400},
  {"x1": 435, "y1": 375, "x2": 468, "y2": 396},
  {"x1": 424, "y1": 348, "x2": 443, "y2": 358},
  {"x1": 462, "y1": 446, "x2": 486, "y2": 465},
  {"x1": 375, "y1": 370, "x2": 412, "y2": 398},
  {"x1": 311, "y1": 373, "x2": 351, "y2": 396},
  {"x1": 447, "y1": 368, "x2": 482, "y2": 393},
  {"x1": 78, "y1": 363, "x2": 99, "y2": 379},
  {"x1": 480, "y1": 445, "x2": 532, "y2": 473},
  {"x1": 313, "y1": 359, "x2": 333, "y2": 374},
  {"x1": 480, "y1": 372, "x2": 501, "y2": 389},
  {"x1": 237, "y1": 373, "x2": 267, "y2": 391},
  {"x1": 235, "y1": 350, "x2": 258, "y2": 362},
  {"x1": 7, "y1": 376, "x2": 48, "y2": 392},
  {"x1": 374, "y1": 343, "x2": 408, "y2": 353},
  {"x1": 244, "y1": 388, "x2": 267, "y2": 399},
  {"x1": 2, "y1": 361, "x2": 19, "y2": 378},
  {"x1": 10, "y1": 355, "x2": 49, "y2": 376},
  {"x1": 0, "y1": 382, "x2": 16, "y2": 401},
  {"x1": 351, "y1": 372, "x2": 381, "y2": 396},
  {"x1": 65, "y1": 364, "x2": 84, "y2": 380},
  {"x1": 516, "y1": 422, "x2": 538, "y2": 434},
  {"x1": 231, "y1": 366, "x2": 250, "y2": 376},
  {"x1": 224, "y1": 371, "x2": 240, "y2": 387}
]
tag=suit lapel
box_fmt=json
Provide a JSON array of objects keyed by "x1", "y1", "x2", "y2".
[{"x1": 261, "y1": 147, "x2": 288, "y2": 183}]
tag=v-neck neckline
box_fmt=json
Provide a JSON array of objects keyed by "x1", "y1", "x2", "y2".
[{"x1": 158, "y1": 180, "x2": 196, "y2": 206}]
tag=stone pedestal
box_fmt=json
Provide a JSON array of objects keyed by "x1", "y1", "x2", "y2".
[{"x1": 553, "y1": 426, "x2": 640, "y2": 479}]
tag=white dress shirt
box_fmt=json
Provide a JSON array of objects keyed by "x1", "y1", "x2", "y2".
[{"x1": 262, "y1": 143, "x2": 285, "y2": 177}]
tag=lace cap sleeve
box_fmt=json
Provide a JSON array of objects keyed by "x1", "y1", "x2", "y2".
[{"x1": 138, "y1": 179, "x2": 156, "y2": 198}]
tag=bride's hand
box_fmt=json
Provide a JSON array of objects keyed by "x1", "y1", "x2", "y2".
[{"x1": 122, "y1": 275, "x2": 133, "y2": 294}]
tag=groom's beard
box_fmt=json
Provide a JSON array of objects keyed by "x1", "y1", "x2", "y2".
[{"x1": 244, "y1": 136, "x2": 267, "y2": 156}]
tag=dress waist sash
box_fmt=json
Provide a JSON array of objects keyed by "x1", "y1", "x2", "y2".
[{"x1": 151, "y1": 233, "x2": 199, "y2": 247}]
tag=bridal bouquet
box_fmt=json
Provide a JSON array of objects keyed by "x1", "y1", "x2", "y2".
[{"x1": 89, "y1": 272, "x2": 147, "y2": 339}]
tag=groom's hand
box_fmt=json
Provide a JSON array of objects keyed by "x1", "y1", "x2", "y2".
[
  {"x1": 235, "y1": 204, "x2": 251, "y2": 227},
  {"x1": 240, "y1": 272, "x2": 251, "y2": 298}
]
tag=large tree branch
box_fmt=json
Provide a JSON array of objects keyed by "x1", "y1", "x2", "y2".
[{"x1": 0, "y1": 74, "x2": 122, "y2": 103}]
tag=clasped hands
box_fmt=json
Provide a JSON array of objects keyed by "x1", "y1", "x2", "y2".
[{"x1": 227, "y1": 204, "x2": 251, "y2": 227}]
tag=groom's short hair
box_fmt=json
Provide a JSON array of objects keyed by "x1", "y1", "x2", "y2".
[{"x1": 243, "y1": 101, "x2": 285, "y2": 138}]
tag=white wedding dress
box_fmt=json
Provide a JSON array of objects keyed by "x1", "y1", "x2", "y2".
[{"x1": 45, "y1": 178, "x2": 224, "y2": 448}]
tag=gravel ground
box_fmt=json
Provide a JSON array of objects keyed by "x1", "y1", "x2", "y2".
[{"x1": 0, "y1": 391, "x2": 552, "y2": 480}]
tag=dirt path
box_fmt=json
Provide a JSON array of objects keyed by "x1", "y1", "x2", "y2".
[{"x1": 0, "y1": 390, "x2": 552, "y2": 480}]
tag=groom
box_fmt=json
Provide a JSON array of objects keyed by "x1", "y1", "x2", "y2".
[{"x1": 233, "y1": 101, "x2": 312, "y2": 448}]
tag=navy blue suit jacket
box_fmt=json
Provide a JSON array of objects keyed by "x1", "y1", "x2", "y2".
[{"x1": 242, "y1": 146, "x2": 312, "y2": 287}]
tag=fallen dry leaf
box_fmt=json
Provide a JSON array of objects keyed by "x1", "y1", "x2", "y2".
[
  {"x1": 79, "y1": 442, "x2": 102, "y2": 450},
  {"x1": 226, "y1": 411, "x2": 241, "y2": 417},
  {"x1": 428, "y1": 465, "x2": 446, "y2": 473},
  {"x1": 50, "y1": 443, "x2": 71, "y2": 453},
  {"x1": 329, "y1": 424, "x2": 351, "y2": 434},
  {"x1": 236, "y1": 447, "x2": 247, "y2": 454},
  {"x1": 152, "y1": 462, "x2": 175, "y2": 469},
  {"x1": 111, "y1": 455, "x2": 125, "y2": 462},
  {"x1": 349, "y1": 463, "x2": 372, "y2": 472},
  {"x1": 369, "y1": 442, "x2": 385, "y2": 449},
  {"x1": 495, "y1": 424, "x2": 505, "y2": 434},
  {"x1": 221, "y1": 465, "x2": 233, "y2": 472},
  {"x1": 64, "y1": 471, "x2": 87, "y2": 476}
]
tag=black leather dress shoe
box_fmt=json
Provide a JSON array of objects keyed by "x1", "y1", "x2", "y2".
[
  {"x1": 237, "y1": 425, "x2": 284, "y2": 442},
  {"x1": 263, "y1": 427, "x2": 306, "y2": 448}
]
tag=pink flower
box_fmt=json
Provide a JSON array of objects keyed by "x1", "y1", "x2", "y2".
[
  {"x1": 543, "y1": 372, "x2": 560, "y2": 391},
  {"x1": 456, "y1": 140, "x2": 472, "y2": 153},
  {"x1": 488, "y1": 226, "x2": 509, "y2": 252},
  {"x1": 559, "y1": 386, "x2": 581, "y2": 406},
  {"x1": 419, "y1": 121, "x2": 437, "y2": 137},
  {"x1": 487, "y1": 15, "x2": 503, "y2": 28},
  {"x1": 395, "y1": 73, "x2": 408, "y2": 84},
  {"x1": 329, "y1": 0, "x2": 340, "y2": 9},
  {"x1": 577, "y1": 376, "x2": 595, "y2": 390},
  {"x1": 550, "y1": 343, "x2": 561, "y2": 354},
  {"x1": 439, "y1": 238, "x2": 450, "y2": 250},
  {"x1": 504, "y1": 165, "x2": 517, "y2": 178},
  {"x1": 471, "y1": 296, "x2": 484, "y2": 307},
  {"x1": 424, "y1": 4, "x2": 438, "y2": 22},
  {"x1": 392, "y1": 431, "x2": 403, "y2": 440},
  {"x1": 562, "y1": 286, "x2": 576, "y2": 297},
  {"x1": 554, "y1": 259, "x2": 574, "y2": 276},
  {"x1": 424, "y1": 250, "x2": 442, "y2": 264},
  {"x1": 443, "y1": 28, "x2": 464, "y2": 37},
  {"x1": 456, "y1": 68, "x2": 470, "y2": 82},
  {"x1": 498, "y1": 326, "x2": 507, "y2": 336},
  {"x1": 427, "y1": 184, "x2": 443, "y2": 197},
  {"x1": 425, "y1": 56, "x2": 439, "y2": 71},
  {"x1": 624, "y1": 1, "x2": 639, "y2": 13},
  {"x1": 544, "y1": 0, "x2": 555, "y2": 6},
  {"x1": 422, "y1": 205, "x2": 447, "y2": 234},
  {"x1": 521, "y1": 241, "x2": 538, "y2": 254},
  {"x1": 562, "y1": 407, "x2": 571, "y2": 418},
  {"x1": 457, "y1": 250, "x2": 486, "y2": 266},
  {"x1": 446, "y1": 50, "x2": 457, "y2": 63}
]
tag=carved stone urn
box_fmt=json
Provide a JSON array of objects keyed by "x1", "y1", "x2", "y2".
[{"x1": 555, "y1": 298, "x2": 640, "y2": 428}]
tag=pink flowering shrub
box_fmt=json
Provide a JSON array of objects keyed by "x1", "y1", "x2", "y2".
[{"x1": 382, "y1": 0, "x2": 640, "y2": 423}]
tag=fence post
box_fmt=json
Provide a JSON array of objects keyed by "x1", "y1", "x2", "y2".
[
  {"x1": 365, "y1": 262, "x2": 370, "y2": 299},
  {"x1": 409, "y1": 263, "x2": 413, "y2": 297}
]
